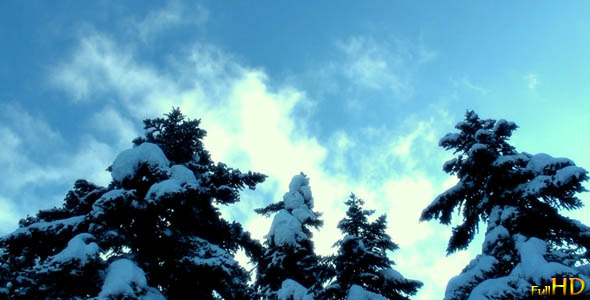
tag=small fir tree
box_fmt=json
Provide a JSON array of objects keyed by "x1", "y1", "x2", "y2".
[
  {"x1": 324, "y1": 194, "x2": 422, "y2": 300},
  {"x1": 254, "y1": 173, "x2": 324, "y2": 299}
]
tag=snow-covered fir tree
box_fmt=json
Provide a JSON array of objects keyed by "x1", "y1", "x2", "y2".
[
  {"x1": 324, "y1": 194, "x2": 422, "y2": 300},
  {"x1": 421, "y1": 110, "x2": 590, "y2": 300},
  {"x1": 0, "y1": 108, "x2": 266, "y2": 300},
  {"x1": 254, "y1": 173, "x2": 324, "y2": 300}
]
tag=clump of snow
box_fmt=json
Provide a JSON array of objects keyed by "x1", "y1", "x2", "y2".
[
  {"x1": 492, "y1": 153, "x2": 529, "y2": 167},
  {"x1": 554, "y1": 166, "x2": 586, "y2": 185},
  {"x1": 287, "y1": 173, "x2": 314, "y2": 208},
  {"x1": 526, "y1": 153, "x2": 573, "y2": 175},
  {"x1": 516, "y1": 153, "x2": 586, "y2": 196},
  {"x1": 445, "y1": 255, "x2": 498, "y2": 300},
  {"x1": 94, "y1": 189, "x2": 126, "y2": 205},
  {"x1": 347, "y1": 285, "x2": 387, "y2": 300},
  {"x1": 443, "y1": 158, "x2": 457, "y2": 171},
  {"x1": 475, "y1": 129, "x2": 493, "y2": 143},
  {"x1": 460, "y1": 234, "x2": 585, "y2": 300},
  {"x1": 293, "y1": 174, "x2": 313, "y2": 206},
  {"x1": 146, "y1": 179, "x2": 184, "y2": 202},
  {"x1": 169, "y1": 164, "x2": 198, "y2": 185},
  {"x1": 90, "y1": 189, "x2": 130, "y2": 218},
  {"x1": 267, "y1": 210, "x2": 304, "y2": 247},
  {"x1": 467, "y1": 276, "x2": 514, "y2": 300},
  {"x1": 299, "y1": 185, "x2": 313, "y2": 207},
  {"x1": 145, "y1": 164, "x2": 199, "y2": 202},
  {"x1": 111, "y1": 143, "x2": 170, "y2": 183},
  {"x1": 51, "y1": 233, "x2": 98, "y2": 265},
  {"x1": 570, "y1": 219, "x2": 590, "y2": 238},
  {"x1": 5, "y1": 215, "x2": 85, "y2": 239},
  {"x1": 492, "y1": 119, "x2": 516, "y2": 134},
  {"x1": 284, "y1": 191, "x2": 305, "y2": 211},
  {"x1": 487, "y1": 206, "x2": 501, "y2": 226},
  {"x1": 525, "y1": 153, "x2": 553, "y2": 174},
  {"x1": 180, "y1": 236, "x2": 241, "y2": 279},
  {"x1": 468, "y1": 143, "x2": 488, "y2": 156},
  {"x1": 98, "y1": 258, "x2": 165, "y2": 300},
  {"x1": 424, "y1": 181, "x2": 465, "y2": 215},
  {"x1": 439, "y1": 133, "x2": 460, "y2": 146},
  {"x1": 265, "y1": 173, "x2": 317, "y2": 247},
  {"x1": 520, "y1": 175, "x2": 551, "y2": 195},
  {"x1": 482, "y1": 226, "x2": 509, "y2": 253},
  {"x1": 380, "y1": 268, "x2": 404, "y2": 283},
  {"x1": 277, "y1": 279, "x2": 313, "y2": 300},
  {"x1": 340, "y1": 235, "x2": 366, "y2": 254},
  {"x1": 273, "y1": 173, "x2": 317, "y2": 235},
  {"x1": 577, "y1": 264, "x2": 590, "y2": 276},
  {"x1": 289, "y1": 174, "x2": 309, "y2": 194},
  {"x1": 292, "y1": 207, "x2": 315, "y2": 223},
  {"x1": 499, "y1": 206, "x2": 517, "y2": 223},
  {"x1": 513, "y1": 235, "x2": 577, "y2": 283}
]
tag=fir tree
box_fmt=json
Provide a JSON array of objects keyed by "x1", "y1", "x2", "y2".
[
  {"x1": 0, "y1": 108, "x2": 266, "y2": 300},
  {"x1": 324, "y1": 194, "x2": 422, "y2": 300},
  {"x1": 421, "y1": 110, "x2": 590, "y2": 300},
  {"x1": 254, "y1": 173, "x2": 324, "y2": 299}
]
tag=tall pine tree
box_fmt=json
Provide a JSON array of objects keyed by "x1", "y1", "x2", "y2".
[
  {"x1": 324, "y1": 194, "x2": 422, "y2": 300},
  {"x1": 421, "y1": 110, "x2": 590, "y2": 299},
  {"x1": 254, "y1": 173, "x2": 324, "y2": 300},
  {"x1": 0, "y1": 108, "x2": 266, "y2": 300}
]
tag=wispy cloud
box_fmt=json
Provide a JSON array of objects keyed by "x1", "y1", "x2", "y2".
[
  {"x1": 50, "y1": 34, "x2": 181, "y2": 105},
  {"x1": 451, "y1": 76, "x2": 490, "y2": 95},
  {"x1": 131, "y1": 1, "x2": 208, "y2": 42},
  {"x1": 90, "y1": 106, "x2": 140, "y2": 150},
  {"x1": 524, "y1": 73, "x2": 539, "y2": 91},
  {"x1": 48, "y1": 30, "x2": 331, "y2": 240},
  {"x1": 45, "y1": 9, "x2": 464, "y2": 300},
  {"x1": 47, "y1": 25, "x2": 455, "y2": 269},
  {"x1": 332, "y1": 36, "x2": 437, "y2": 99},
  {"x1": 0, "y1": 104, "x2": 116, "y2": 235}
]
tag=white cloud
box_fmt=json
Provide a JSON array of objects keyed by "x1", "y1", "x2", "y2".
[
  {"x1": 49, "y1": 30, "x2": 333, "y2": 240},
  {"x1": 524, "y1": 73, "x2": 539, "y2": 90},
  {"x1": 451, "y1": 76, "x2": 490, "y2": 95},
  {"x1": 64, "y1": 136, "x2": 116, "y2": 187},
  {"x1": 325, "y1": 131, "x2": 356, "y2": 173},
  {"x1": 50, "y1": 34, "x2": 181, "y2": 108},
  {"x1": 383, "y1": 176, "x2": 436, "y2": 247},
  {"x1": 0, "y1": 104, "x2": 117, "y2": 235},
  {"x1": 90, "y1": 106, "x2": 139, "y2": 150},
  {"x1": 45, "y1": 19, "x2": 462, "y2": 300},
  {"x1": 0, "y1": 107, "x2": 64, "y2": 193},
  {"x1": 0, "y1": 103, "x2": 64, "y2": 154},
  {"x1": 333, "y1": 35, "x2": 437, "y2": 99},
  {"x1": 391, "y1": 120, "x2": 436, "y2": 167},
  {"x1": 132, "y1": 1, "x2": 208, "y2": 42},
  {"x1": 0, "y1": 196, "x2": 19, "y2": 236}
]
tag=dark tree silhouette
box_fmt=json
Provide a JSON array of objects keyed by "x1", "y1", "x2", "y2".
[
  {"x1": 0, "y1": 108, "x2": 266, "y2": 300},
  {"x1": 421, "y1": 110, "x2": 590, "y2": 300},
  {"x1": 254, "y1": 173, "x2": 325, "y2": 299},
  {"x1": 324, "y1": 194, "x2": 422, "y2": 300}
]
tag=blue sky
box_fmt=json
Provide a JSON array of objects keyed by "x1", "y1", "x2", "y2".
[{"x1": 2, "y1": 1, "x2": 590, "y2": 299}]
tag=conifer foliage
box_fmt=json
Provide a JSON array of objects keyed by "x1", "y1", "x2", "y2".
[
  {"x1": 421, "y1": 110, "x2": 590, "y2": 300},
  {"x1": 0, "y1": 108, "x2": 266, "y2": 300},
  {"x1": 325, "y1": 194, "x2": 422, "y2": 300},
  {"x1": 254, "y1": 173, "x2": 324, "y2": 300}
]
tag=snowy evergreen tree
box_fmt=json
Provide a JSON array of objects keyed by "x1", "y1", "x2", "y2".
[
  {"x1": 324, "y1": 194, "x2": 422, "y2": 300},
  {"x1": 254, "y1": 173, "x2": 324, "y2": 300},
  {"x1": 421, "y1": 110, "x2": 590, "y2": 300},
  {"x1": 0, "y1": 108, "x2": 266, "y2": 300}
]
